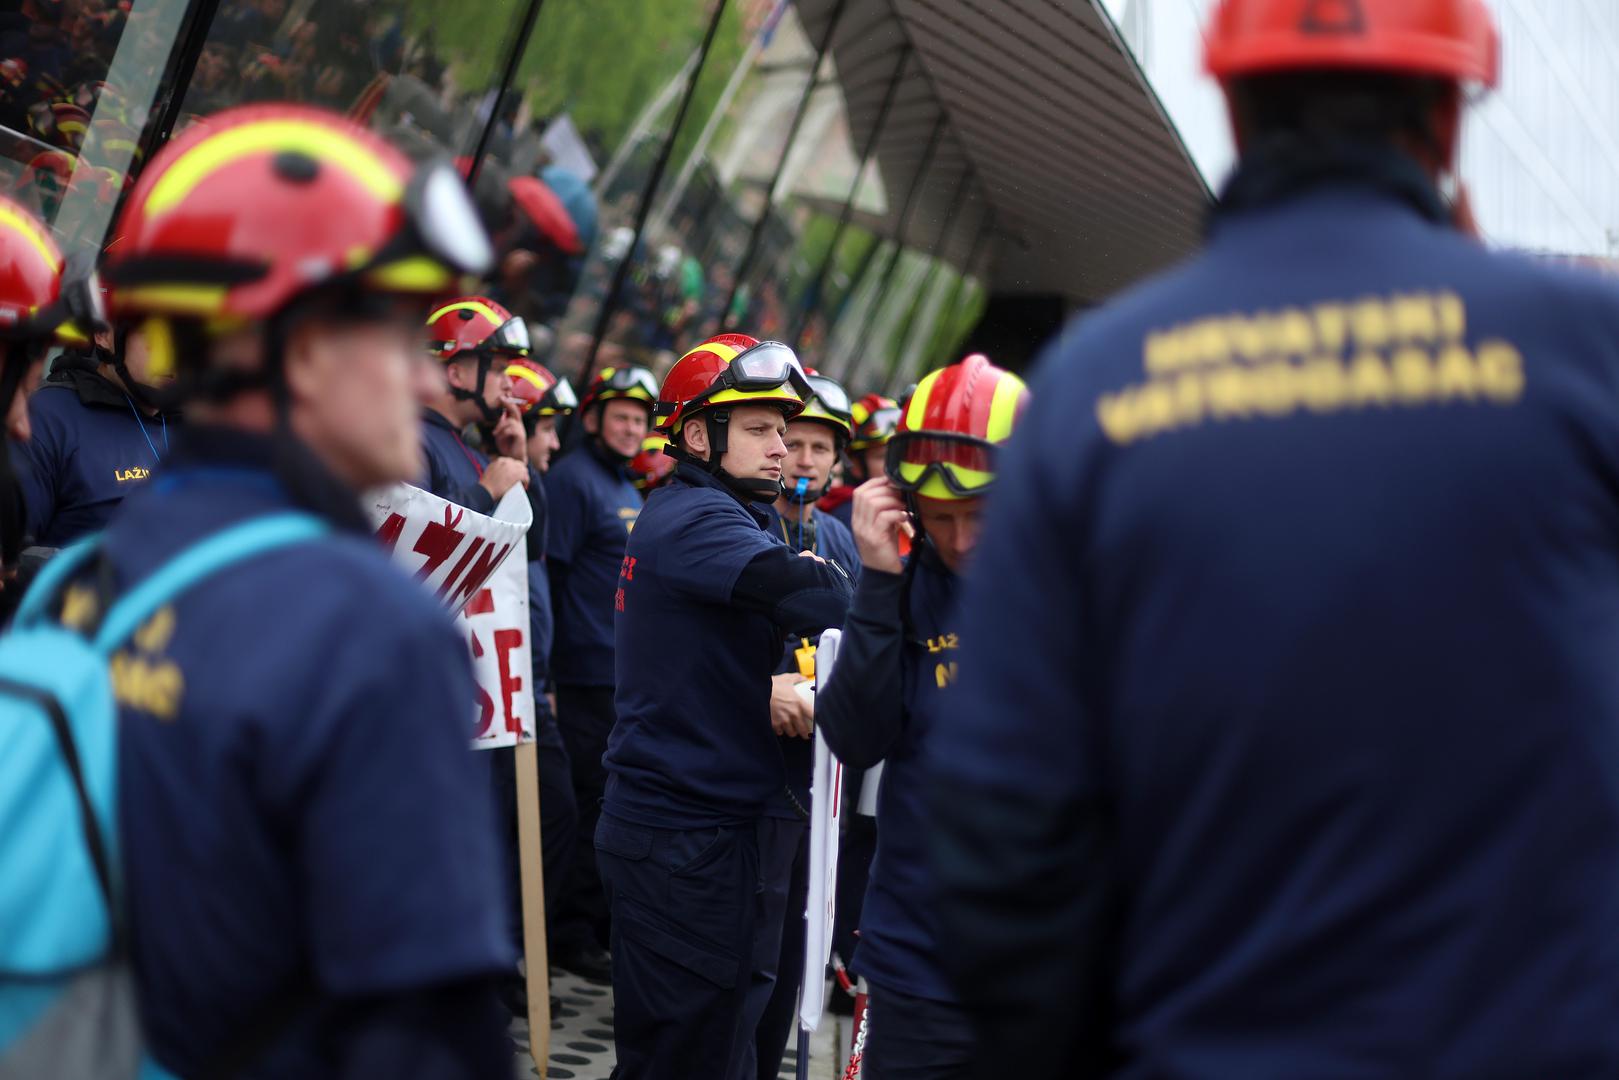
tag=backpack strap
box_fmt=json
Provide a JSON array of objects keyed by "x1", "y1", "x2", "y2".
[
  {"x1": 11, "y1": 532, "x2": 103, "y2": 629},
  {"x1": 93, "y1": 512, "x2": 329, "y2": 655}
]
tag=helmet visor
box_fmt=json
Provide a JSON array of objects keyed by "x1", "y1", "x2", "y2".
[
  {"x1": 544, "y1": 375, "x2": 578, "y2": 413},
  {"x1": 484, "y1": 315, "x2": 530, "y2": 354},
  {"x1": 806, "y1": 374, "x2": 851, "y2": 420},
  {"x1": 886, "y1": 431, "x2": 999, "y2": 497},
  {"x1": 598, "y1": 366, "x2": 659, "y2": 400},
  {"x1": 409, "y1": 159, "x2": 494, "y2": 277}
]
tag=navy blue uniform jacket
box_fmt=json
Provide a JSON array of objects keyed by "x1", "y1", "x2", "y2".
[
  {"x1": 94, "y1": 429, "x2": 512, "y2": 1078},
  {"x1": 762, "y1": 502, "x2": 859, "y2": 820},
  {"x1": 605, "y1": 464, "x2": 853, "y2": 829},
  {"x1": 933, "y1": 162, "x2": 1619, "y2": 1078},
  {"x1": 544, "y1": 443, "x2": 641, "y2": 687},
  {"x1": 816, "y1": 547, "x2": 959, "y2": 1003},
  {"x1": 15, "y1": 357, "x2": 174, "y2": 546}
]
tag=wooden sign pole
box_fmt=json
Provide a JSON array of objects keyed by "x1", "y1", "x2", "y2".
[{"x1": 514, "y1": 740, "x2": 551, "y2": 1075}]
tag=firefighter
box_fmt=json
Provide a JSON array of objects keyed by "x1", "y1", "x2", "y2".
[
  {"x1": 818, "y1": 391, "x2": 899, "y2": 530},
  {"x1": 419, "y1": 294, "x2": 531, "y2": 511},
  {"x1": 14, "y1": 324, "x2": 178, "y2": 549},
  {"x1": 505, "y1": 355, "x2": 581, "y2": 961},
  {"x1": 0, "y1": 193, "x2": 99, "y2": 600},
  {"x1": 930, "y1": 3, "x2": 1619, "y2": 1077},
  {"x1": 754, "y1": 371, "x2": 861, "y2": 1080},
  {"x1": 814, "y1": 354, "x2": 1027, "y2": 1079},
  {"x1": 86, "y1": 104, "x2": 512, "y2": 1077},
  {"x1": 599, "y1": 334, "x2": 853, "y2": 1080},
  {"x1": 543, "y1": 362, "x2": 656, "y2": 981}
]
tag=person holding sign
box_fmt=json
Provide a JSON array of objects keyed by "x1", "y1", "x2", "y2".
[
  {"x1": 754, "y1": 371, "x2": 861, "y2": 1080},
  {"x1": 599, "y1": 334, "x2": 853, "y2": 1080},
  {"x1": 420, "y1": 294, "x2": 532, "y2": 514},
  {"x1": 815, "y1": 355, "x2": 1028, "y2": 1080},
  {"x1": 82, "y1": 105, "x2": 513, "y2": 1077}
]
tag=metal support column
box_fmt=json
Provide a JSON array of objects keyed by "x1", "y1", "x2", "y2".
[{"x1": 577, "y1": 0, "x2": 733, "y2": 387}]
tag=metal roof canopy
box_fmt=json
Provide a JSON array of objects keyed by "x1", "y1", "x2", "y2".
[{"x1": 792, "y1": 0, "x2": 1212, "y2": 306}]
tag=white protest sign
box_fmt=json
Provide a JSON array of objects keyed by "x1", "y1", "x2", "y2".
[
  {"x1": 367, "y1": 483, "x2": 534, "y2": 749},
  {"x1": 799, "y1": 627, "x2": 844, "y2": 1033}
]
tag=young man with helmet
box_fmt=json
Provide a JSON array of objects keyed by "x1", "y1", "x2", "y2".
[
  {"x1": 542, "y1": 362, "x2": 656, "y2": 981},
  {"x1": 420, "y1": 294, "x2": 531, "y2": 512},
  {"x1": 600, "y1": 333, "x2": 853, "y2": 1080},
  {"x1": 0, "y1": 193, "x2": 99, "y2": 596},
  {"x1": 84, "y1": 104, "x2": 513, "y2": 1077},
  {"x1": 935, "y1": 3, "x2": 1619, "y2": 1078},
  {"x1": 814, "y1": 353, "x2": 1026, "y2": 1079},
  {"x1": 505, "y1": 355, "x2": 581, "y2": 960},
  {"x1": 753, "y1": 370, "x2": 861, "y2": 1080},
  {"x1": 817, "y1": 391, "x2": 900, "y2": 530}
]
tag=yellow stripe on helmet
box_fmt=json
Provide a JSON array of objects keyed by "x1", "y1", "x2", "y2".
[
  {"x1": 507, "y1": 363, "x2": 549, "y2": 392},
  {"x1": 114, "y1": 283, "x2": 230, "y2": 316},
  {"x1": 145, "y1": 119, "x2": 404, "y2": 217},
  {"x1": 905, "y1": 368, "x2": 944, "y2": 431},
  {"x1": 428, "y1": 299, "x2": 509, "y2": 327},
  {"x1": 364, "y1": 256, "x2": 454, "y2": 294},
  {"x1": 985, "y1": 370, "x2": 1028, "y2": 444},
  {"x1": 0, "y1": 204, "x2": 62, "y2": 273}
]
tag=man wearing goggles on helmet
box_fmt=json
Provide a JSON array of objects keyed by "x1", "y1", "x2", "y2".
[
  {"x1": 77, "y1": 105, "x2": 513, "y2": 1078},
  {"x1": 816, "y1": 354, "x2": 1028, "y2": 1080},
  {"x1": 542, "y1": 361, "x2": 655, "y2": 983},
  {"x1": 598, "y1": 334, "x2": 853, "y2": 1080},
  {"x1": 419, "y1": 295, "x2": 532, "y2": 513}
]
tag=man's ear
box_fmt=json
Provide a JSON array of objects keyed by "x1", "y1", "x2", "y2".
[
  {"x1": 682, "y1": 416, "x2": 708, "y2": 459},
  {"x1": 444, "y1": 357, "x2": 470, "y2": 391},
  {"x1": 276, "y1": 320, "x2": 321, "y2": 407},
  {"x1": 583, "y1": 406, "x2": 601, "y2": 436}
]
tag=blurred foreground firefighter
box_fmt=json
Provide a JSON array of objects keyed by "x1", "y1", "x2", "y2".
[
  {"x1": 931, "y1": 2, "x2": 1619, "y2": 1077},
  {"x1": 815, "y1": 354, "x2": 1027, "y2": 1080},
  {"x1": 81, "y1": 105, "x2": 514, "y2": 1077},
  {"x1": 599, "y1": 334, "x2": 852, "y2": 1080}
]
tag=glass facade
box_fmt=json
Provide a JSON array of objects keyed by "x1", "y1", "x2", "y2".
[
  {"x1": 0, "y1": 0, "x2": 998, "y2": 395},
  {"x1": 1109, "y1": 0, "x2": 1619, "y2": 259}
]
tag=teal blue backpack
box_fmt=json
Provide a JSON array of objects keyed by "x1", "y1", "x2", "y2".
[{"x1": 0, "y1": 513, "x2": 327, "y2": 1080}]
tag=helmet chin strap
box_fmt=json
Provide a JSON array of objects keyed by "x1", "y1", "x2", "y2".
[
  {"x1": 699, "y1": 408, "x2": 782, "y2": 503},
  {"x1": 450, "y1": 351, "x2": 503, "y2": 424}
]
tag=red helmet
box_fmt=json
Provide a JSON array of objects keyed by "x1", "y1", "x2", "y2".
[
  {"x1": 509, "y1": 175, "x2": 583, "y2": 255},
  {"x1": 655, "y1": 333, "x2": 811, "y2": 437},
  {"x1": 629, "y1": 433, "x2": 677, "y2": 493},
  {"x1": 103, "y1": 104, "x2": 492, "y2": 327},
  {"x1": 1204, "y1": 0, "x2": 1499, "y2": 89},
  {"x1": 848, "y1": 392, "x2": 901, "y2": 451},
  {"x1": 0, "y1": 194, "x2": 98, "y2": 347},
  {"x1": 426, "y1": 296, "x2": 530, "y2": 363},
  {"x1": 579, "y1": 364, "x2": 658, "y2": 417},
  {"x1": 887, "y1": 354, "x2": 1028, "y2": 501},
  {"x1": 506, "y1": 357, "x2": 576, "y2": 417}
]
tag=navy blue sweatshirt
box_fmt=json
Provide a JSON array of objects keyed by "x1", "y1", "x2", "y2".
[
  {"x1": 816, "y1": 545, "x2": 959, "y2": 1002},
  {"x1": 14, "y1": 357, "x2": 174, "y2": 546},
  {"x1": 605, "y1": 463, "x2": 853, "y2": 828},
  {"x1": 933, "y1": 157, "x2": 1619, "y2": 1078},
  {"x1": 543, "y1": 443, "x2": 642, "y2": 687}
]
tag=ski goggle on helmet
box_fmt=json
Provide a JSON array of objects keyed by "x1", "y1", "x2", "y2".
[
  {"x1": 655, "y1": 339, "x2": 813, "y2": 428},
  {"x1": 886, "y1": 354, "x2": 1028, "y2": 500}
]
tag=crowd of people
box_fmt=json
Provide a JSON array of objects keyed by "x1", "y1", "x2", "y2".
[{"x1": 9, "y1": 0, "x2": 1619, "y2": 1079}]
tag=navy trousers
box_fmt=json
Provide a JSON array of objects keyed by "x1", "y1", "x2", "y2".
[
  {"x1": 862, "y1": 983, "x2": 975, "y2": 1080},
  {"x1": 597, "y1": 814, "x2": 803, "y2": 1080}
]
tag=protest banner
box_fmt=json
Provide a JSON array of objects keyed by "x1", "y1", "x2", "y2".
[
  {"x1": 366, "y1": 483, "x2": 535, "y2": 749},
  {"x1": 367, "y1": 481, "x2": 551, "y2": 1066}
]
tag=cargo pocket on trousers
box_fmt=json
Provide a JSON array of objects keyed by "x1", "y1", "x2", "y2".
[
  {"x1": 616, "y1": 903, "x2": 740, "y2": 990},
  {"x1": 595, "y1": 819, "x2": 653, "y2": 861}
]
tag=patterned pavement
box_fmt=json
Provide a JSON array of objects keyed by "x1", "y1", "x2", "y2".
[{"x1": 511, "y1": 968, "x2": 845, "y2": 1079}]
